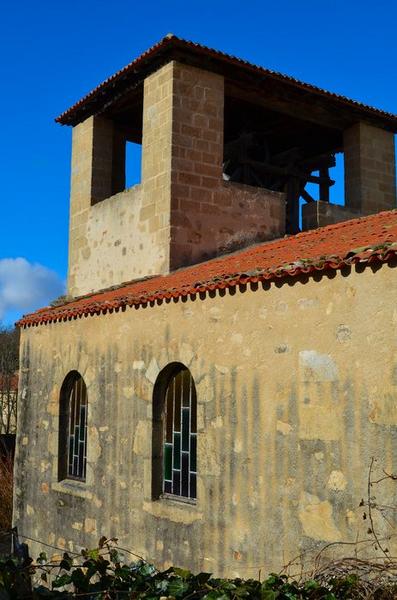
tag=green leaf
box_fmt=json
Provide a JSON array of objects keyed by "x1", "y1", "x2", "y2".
[
  {"x1": 261, "y1": 591, "x2": 278, "y2": 600},
  {"x1": 109, "y1": 549, "x2": 120, "y2": 564},
  {"x1": 88, "y1": 548, "x2": 99, "y2": 560},
  {"x1": 202, "y1": 592, "x2": 230, "y2": 600},
  {"x1": 233, "y1": 584, "x2": 251, "y2": 598},
  {"x1": 155, "y1": 579, "x2": 169, "y2": 593},
  {"x1": 172, "y1": 567, "x2": 192, "y2": 580},
  {"x1": 217, "y1": 581, "x2": 236, "y2": 591},
  {"x1": 37, "y1": 552, "x2": 48, "y2": 565},
  {"x1": 138, "y1": 562, "x2": 156, "y2": 577},
  {"x1": 303, "y1": 579, "x2": 320, "y2": 590},
  {"x1": 167, "y1": 579, "x2": 190, "y2": 597},
  {"x1": 52, "y1": 573, "x2": 72, "y2": 588}
]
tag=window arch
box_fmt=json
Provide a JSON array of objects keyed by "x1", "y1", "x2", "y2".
[
  {"x1": 153, "y1": 363, "x2": 197, "y2": 500},
  {"x1": 58, "y1": 371, "x2": 88, "y2": 482}
]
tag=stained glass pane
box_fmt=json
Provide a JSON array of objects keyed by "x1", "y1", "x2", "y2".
[
  {"x1": 190, "y1": 435, "x2": 197, "y2": 472},
  {"x1": 174, "y1": 376, "x2": 181, "y2": 431},
  {"x1": 68, "y1": 437, "x2": 74, "y2": 471},
  {"x1": 79, "y1": 407, "x2": 86, "y2": 441},
  {"x1": 172, "y1": 469, "x2": 180, "y2": 495},
  {"x1": 69, "y1": 390, "x2": 75, "y2": 431},
  {"x1": 181, "y1": 408, "x2": 190, "y2": 452},
  {"x1": 173, "y1": 432, "x2": 181, "y2": 469},
  {"x1": 191, "y1": 389, "x2": 197, "y2": 434},
  {"x1": 182, "y1": 370, "x2": 190, "y2": 407},
  {"x1": 164, "y1": 443, "x2": 172, "y2": 481},
  {"x1": 165, "y1": 385, "x2": 173, "y2": 443},
  {"x1": 74, "y1": 426, "x2": 79, "y2": 455},
  {"x1": 78, "y1": 442, "x2": 84, "y2": 475},
  {"x1": 181, "y1": 452, "x2": 189, "y2": 497}
]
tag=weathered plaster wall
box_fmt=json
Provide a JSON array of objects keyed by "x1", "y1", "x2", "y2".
[{"x1": 14, "y1": 263, "x2": 397, "y2": 577}]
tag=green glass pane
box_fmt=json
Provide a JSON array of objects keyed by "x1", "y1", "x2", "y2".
[
  {"x1": 174, "y1": 379, "x2": 181, "y2": 431},
  {"x1": 173, "y1": 432, "x2": 181, "y2": 469},
  {"x1": 165, "y1": 385, "x2": 173, "y2": 443},
  {"x1": 190, "y1": 434, "x2": 197, "y2": 472},
  {"x1": 164, "y1": 443, "x2": 172, "y2": 481},
  {"x1": 182, "y1": 408, "x2": 190, "y2": 451},
  {"x1": 191, "y1": 386, "x2": 197, "y2": 433}
]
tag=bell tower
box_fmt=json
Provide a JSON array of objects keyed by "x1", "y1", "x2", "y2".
[{"x1": 60, "y1": 35, "x2": 396, "y2": 298}]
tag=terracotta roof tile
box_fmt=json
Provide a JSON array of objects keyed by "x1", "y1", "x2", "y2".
[{"x1": 18, "y1": 209, "x2": 397, "y2": 328}]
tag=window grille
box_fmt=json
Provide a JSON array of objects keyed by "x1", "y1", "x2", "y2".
[
  {"x1": 163, "y1": 367, "x2": 197, "y2": 499},
  {"x1": 59, "y1": 372, "x2": 87, "y2": 482}
]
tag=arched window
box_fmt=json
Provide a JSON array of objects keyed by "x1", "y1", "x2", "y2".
[
  {"x1": 58, "y1": 371, "x2": 88, "y2": 482},
  {"x1": 153, "y1": 364, "x2": 197, "y2": 500}
]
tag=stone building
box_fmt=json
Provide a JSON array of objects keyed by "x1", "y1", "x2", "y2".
[{"x1": 14, "y1": 35, "x2": 397, "y2": 576}]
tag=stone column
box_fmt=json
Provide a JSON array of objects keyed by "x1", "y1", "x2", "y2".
[
  {"x1": 140, "y1": 62, "x2": 175, "y2": 274},
  {"x1": 67, "y1": 116, "x2": 125, "y2": 295},
  {"x1": 344, "y1": 122, "x2": 396, "y2": 214},
  {"x1": 169, "y1": 62, "x2": 225, "y2": 268},
  {"x1": 141, "y1": 61, "x2": 225, "y2": 271}
]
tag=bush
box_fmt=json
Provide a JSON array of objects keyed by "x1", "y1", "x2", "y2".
[{"x1": 2, "y1": 537, "x2": 397, "y2": 599}]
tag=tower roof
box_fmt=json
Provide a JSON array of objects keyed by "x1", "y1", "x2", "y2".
[{"x1": 56, "y1": 34, "x2": 397, "y2": 132}]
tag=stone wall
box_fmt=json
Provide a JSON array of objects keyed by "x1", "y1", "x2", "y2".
[
  {"x1": 69, "y1": 184, "x2": 172, "y2": 294},
  {"x1": 14, "y1": 262, "x2": 397, "y2": 576}
]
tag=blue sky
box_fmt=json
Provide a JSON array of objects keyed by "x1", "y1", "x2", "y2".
[{"x1": 0, "y1": 0, "x2": 396, "y2": 325}]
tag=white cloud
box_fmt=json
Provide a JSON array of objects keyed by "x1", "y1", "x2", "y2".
[{"x1": 0, "y1": 258, "x2": 65, "y2": 322}]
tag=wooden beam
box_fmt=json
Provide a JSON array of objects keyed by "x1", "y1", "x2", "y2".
[
  {"x1": 306, "y1": 173, "x2": 334, "y2": 186},
  {"x1": 301, "y1": 189, "x2": 316, "y2": 203},
  {"x1": 286, "y1": 177, "x2": 301, "y2": 234},
  {"x1": 319, "y1": 167, "x2": 330, "y2": 201},
  {"x1": 225, "y1": 80, "x2": 349, "y2": 131},
  {"x1": 240, "y1": 158, "x2": 335, "y2": 185}
]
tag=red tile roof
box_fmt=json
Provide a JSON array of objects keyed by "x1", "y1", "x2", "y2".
[
  {"x1": 18, "y1": 209, "x2": 397, "y2": 328},
  {"x1": 56, "y1": 34, "x2": 397, "y2": 130}
]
